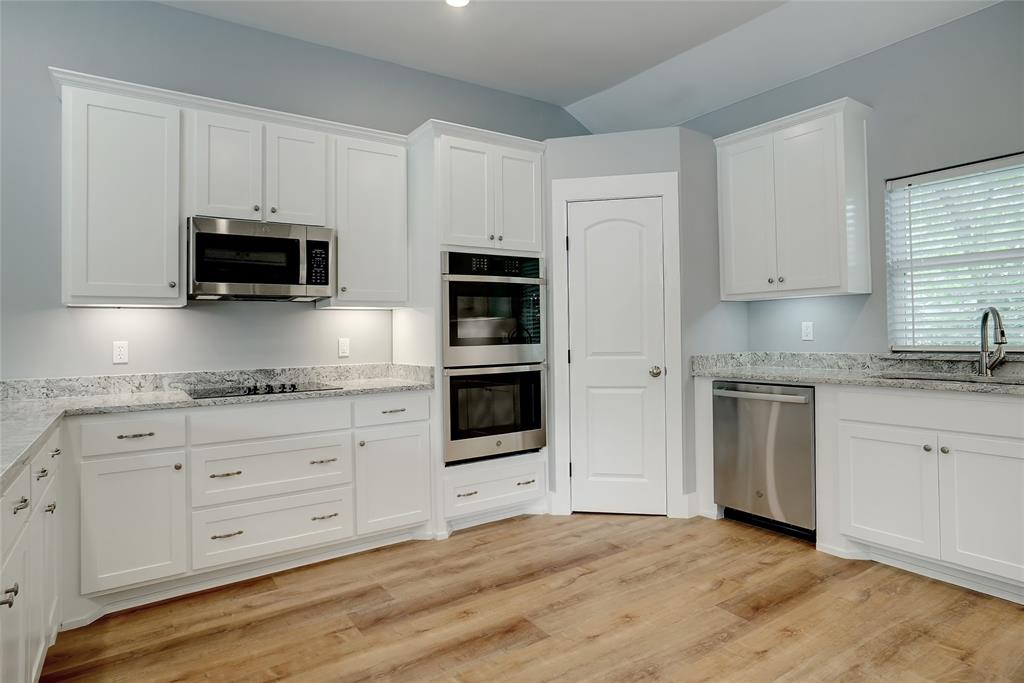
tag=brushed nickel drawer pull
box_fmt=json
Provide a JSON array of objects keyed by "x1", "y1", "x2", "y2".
[
  {"x1": 50, "y1": 448, "x2": 61, "y2": 458},
  {"x1": 311, "y1": 512, "x2": 339, "y2": 521},
  {"x1": 381, "y1": 408, "x2": 407, "y2": 414},
  {"x1": 45, "y1": 502, "x2": 57, "y2": 514},
  {"x1": 12, "y1": 497, "x2": 28, "y2": 514},
  {"x1": 516, "y1": 479, "x2": 536, "y2": 487},
  {"x1": 36, "y1": 468, "x2": 49, "y2": 481},
  {"x1": 117, "y1": 431, "x2": 155, "y2": 440},
  {"x1": 0, "y1": 597, "x2": 13, "y2": 608},
  {"x1": 4, "y1": 583, "x2": 19, "y2": 597},
  {"x1": 209, "y1": 470, "x2": 243, "y2": 479},
  {"x1": 211, "y1": 530, "x2": 244, "y2": 540},
  {"x1": 309, "y1": 457, "x2": 339, "y2": 465},
  {"x1": 456, "y1": 490, "x2": 479, "y2": 498}
]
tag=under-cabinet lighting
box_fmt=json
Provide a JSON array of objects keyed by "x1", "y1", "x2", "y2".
[{"x1": 446, "y1": 0, "x2": 470, "y2": 7}]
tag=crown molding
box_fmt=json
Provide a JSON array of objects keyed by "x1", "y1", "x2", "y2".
[
  {"x1": 713, "y1": 97, "x2": 872, "y2": 147},
  {"x1": 49, "y1": 67, "x2": 408, "y2": 146},
  {"x1": 408, "y1": 119, "x2": 545, "y2": 152}
]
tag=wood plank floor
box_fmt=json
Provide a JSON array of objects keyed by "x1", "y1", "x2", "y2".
[{"x1": 42, "y1": 514, "x2": 1024, "y2": 682}]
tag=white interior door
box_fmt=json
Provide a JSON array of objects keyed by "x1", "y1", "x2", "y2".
[{"x1": 568, "y1": 197, "x2": 667, "y2": 515}]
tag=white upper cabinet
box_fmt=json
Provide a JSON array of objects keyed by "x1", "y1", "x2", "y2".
[
  {"x1": 495, "y1": 147, "x2": 543, "y2": 252},
  {"x1": 439, "y1": 133, "x2": 544, "y2": 252},
  {"x1": 62, "y1": 88, "x2": 184, "y2": 306},
  {"x1": 440, "y1": 135, "x2": 494, "y2": 249},
  {"x1": 716, "y1": 98, "x2": 871, "y2": 301},
  {"x1": 718, "y1": 134, "x2": 778, "y2": 296},
  {"x1": 327, "y1": 136, "x2": 408, "y2": 305},
  {"x1": 193, "y1": 111, "x2": 263, "y2": 221},
  {"x1": 265, "y1": 123, "x2": 327, "y2": 226}
]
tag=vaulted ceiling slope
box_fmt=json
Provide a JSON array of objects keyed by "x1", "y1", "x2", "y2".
[
  {"x1": 165, "y1": 0, "x2": 998, "y2": 134},
  {"x1": 162, "y1": 1, "x2": 780, "y2": 106}
]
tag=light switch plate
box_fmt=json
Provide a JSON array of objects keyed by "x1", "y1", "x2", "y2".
[
  {"x1": 337, "y1": 338, "x2": 350, "y2": 358},
  {"x1": 112, "y1": 341, "x2": 129, "y2": 364},
  {"x1": 801, "y1": 322, "x2": 814, "y2": 342}
]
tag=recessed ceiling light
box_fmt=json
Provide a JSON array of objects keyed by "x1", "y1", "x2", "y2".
[{"x1": 445, "y1": 0, "x2": 469, "y2": 7}]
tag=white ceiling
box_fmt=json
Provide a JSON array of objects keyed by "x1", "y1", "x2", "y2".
[
  {"x1": 165, "y1": 0, "x2": 998, "y2": 133},
  {"x1": 162, "y1": 0, "x2": 781, "y2": 105}
]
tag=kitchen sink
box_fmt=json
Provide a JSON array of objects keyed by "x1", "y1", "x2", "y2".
[{"x1": 871, "y1": 370, "x2": 1024, "y2": 386}]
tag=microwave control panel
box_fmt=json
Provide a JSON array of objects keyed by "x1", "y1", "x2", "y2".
[{"x1": 306, "y1": 241, "x2": 330, "y2": 286}]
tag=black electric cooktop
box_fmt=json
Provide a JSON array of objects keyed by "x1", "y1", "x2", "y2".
[{"x1": 185, "y1": 382, "x2": 343, "y2": 400}]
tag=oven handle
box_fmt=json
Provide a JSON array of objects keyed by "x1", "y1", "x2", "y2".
[
  {"x1": 442, "y1": 274, "x2": 545, "y2": 285},
  {"x1": 444, "y1": 364, "x2": 546, "y2": 377}
]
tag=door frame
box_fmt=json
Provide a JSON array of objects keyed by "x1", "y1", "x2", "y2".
[{"x1": 549, "y1": 172, "x2": 685, "y2": 517}]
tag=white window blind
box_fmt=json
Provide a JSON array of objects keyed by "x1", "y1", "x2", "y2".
[{"x1": 886, "y1": 153, "x2": 1024, "y2": 350}]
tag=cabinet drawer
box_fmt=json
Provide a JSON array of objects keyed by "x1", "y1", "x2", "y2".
[
  {"x1": 28, "y1": 438, "x2": 60, "y2": 504},
  {"x1": 80, "y1": 415, "x2": 185, "y2": 456},
  {"x1": 353, "y1": 393, "x2": 428, "y2": 427},
  {"x1": 192, "y1": 433, "x2": 353, "y2": 507},
  {"x1": 444, "y1": 460, "x2": 546, "y2": 519},
  {"x1": 2, "y1": 467, "x2": 31, "y2": 560},
  {"x1": 192, "y1": 487, "x2": 354, "y2": 569},
  {"x1": 191, "y1": 400, "x2": 351, "y2": 445}
]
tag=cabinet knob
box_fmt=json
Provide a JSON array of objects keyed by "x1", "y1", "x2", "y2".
[
  {"x1": 778, "y1": 276, "x2": 785, "y2": 284},
  {"x1": 923, "y1": 444, "x2": 933, "y2": 452},
  {"x1": 270, "y1": 207, "x2": 278, "y2": 214},
  {"x1": 940, "y1": 446, "x2": 951, "y2": 454},
  {"x1": 174, "y1": 463, "x2": 183, "y2": 471},
  {"x1": 768, "y1": 278, "x2": 775, "y2": 285},
  {"x1": 340, "y1": 286, "x2": 348, "y2": 293},
  {"x1": 253, "y1": 204, "x2": 260, "y2": 212},
  {"x1": 489, "y1": 234, "x2": 495, "y2": 241},
  {"x1": 498, "y1": 235, "x2": 503, "y2": 242},
  {"x1": 358, "y1": 440, "x2": 366, "y2": 447},
  {"x1": 169, "y1": 281, "x2": 177, "y2": 288}
]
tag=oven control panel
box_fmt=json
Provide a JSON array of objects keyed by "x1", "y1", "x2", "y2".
[{"x1": 445, "y1": 251, "x2": 541, "y2": 278}]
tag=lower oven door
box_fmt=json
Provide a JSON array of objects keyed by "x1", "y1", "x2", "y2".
[{"x1": 444, "y1": 365, "x2": 547, "y2": 464}]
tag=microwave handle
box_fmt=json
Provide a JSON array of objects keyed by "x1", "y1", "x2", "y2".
[
  {"x1": 444, "y1": 364, "x2": 546, "y2": 377},
  {"x1": 298, "y1": 231, "x2": 307, "y2": 286}
]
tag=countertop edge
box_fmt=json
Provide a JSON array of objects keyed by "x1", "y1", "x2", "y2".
[{"x1": 692, "y1": 368, "x2": 1024, "y2": 397}]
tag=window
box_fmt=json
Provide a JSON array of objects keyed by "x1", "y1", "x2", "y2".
[{"x1": 886, "y1": 153, "x2": 1024, "y2": 349}]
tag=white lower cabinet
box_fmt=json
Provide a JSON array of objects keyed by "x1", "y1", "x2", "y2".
[
  {"x1": 192, "y1": 486, "x2": 355, "y2": 570},
  {"x1": 835, "y1": 390, "x2": 1024, "y2": 586},
  {"x1": 355, "y1": 423, "x2": 431, "y2": 535},
  {"x1": 838, "y1": 422, "x2": 941, "y2": 559},
  {"x1": 1, "y1": 527, "x2": 29, "y2": 683},
  {"x1": 80, "y1": 451, "x2": 188, "y2": 593},
  {"x1": 938, "y1": 434, "x2": 1024, "y2": 582},
  {"x1": 444, "y1": 456, "x2": 546, "y2": 520}
]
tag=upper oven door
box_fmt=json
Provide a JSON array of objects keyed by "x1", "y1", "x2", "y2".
[
  {"x1": 189, "y1": 217, "x2": 307, "y2": 298},
  {"x1": 443, "y1": 275, "x2": 546, "y2": 366}
]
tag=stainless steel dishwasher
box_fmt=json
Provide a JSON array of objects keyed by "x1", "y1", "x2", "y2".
[{"x1": 713, "y1": 381, "x2": 815, "y2": 540}]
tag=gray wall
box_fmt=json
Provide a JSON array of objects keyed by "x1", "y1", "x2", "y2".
[
  {"x1": 685, "y1": 1, "x2": 1024, "y2": 352},
  {"x1": 0, "y1": 1, "x2": 587, "y2": 379},
  {"x1": 545, "y1": 127, "x2": 748, "y2": 494}
]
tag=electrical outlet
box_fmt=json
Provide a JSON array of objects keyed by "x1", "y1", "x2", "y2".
[
  {"x1": 112, "y1": 341, "x2": 129, "y2": 364},
  {"x1": 801, "y1": 322, "x2": 814, "y2": 342},
  {"x1": 337, "y1": 337, "x2": 350, "y2": 358}
]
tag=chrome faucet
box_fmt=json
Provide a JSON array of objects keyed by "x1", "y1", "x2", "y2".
[{"x1": 979, "y1": 306, "x2": 1008, "y2": 376}]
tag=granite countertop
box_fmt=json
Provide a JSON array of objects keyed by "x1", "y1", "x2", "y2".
[
  {"x1": 0, "y1": 364, "x2": 433, "y2": 493},
  {"x1": 691, "y1": 352, "x2": 1024, "y2": 397}
]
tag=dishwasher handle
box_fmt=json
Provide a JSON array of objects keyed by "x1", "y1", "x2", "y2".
[{"x1": 713, "y1": 388, "x2": 809, "y2": 404}]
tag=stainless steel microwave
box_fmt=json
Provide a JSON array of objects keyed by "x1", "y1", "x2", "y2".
[{"x1": 188, "y1": 217, "x2": 335, "y2": 301}]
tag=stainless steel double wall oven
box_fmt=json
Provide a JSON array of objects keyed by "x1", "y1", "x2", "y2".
[{"x1": 442, "y1": 251, "x2": 547, "y2": 464}]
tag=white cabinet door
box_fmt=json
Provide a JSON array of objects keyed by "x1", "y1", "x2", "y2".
[
  {"x1": 0, "y1": 531, "x2": 29, "y2": 683},
  {"x1": 265, "y1": 124, "x2": 327, "y2": 226},
  {"x1": 837, "y1": 422, "x2": 940, "y2": 559},
  {"x1": 439, "y1": 136, "x2": 494, "y2": 249},
  {"x1": 354, "y1": 423, "x2": 430, "y2": 535},
  {"x1": 81, "y1": 452, "x2": 187, "y2": 593},
  {"x1": 65, "y1": 89, "x2": 181, "y2": 302},
  {"x1": 495, "y1": 147, "x2": 543, "y2": 252},
  {"x1": 25, "y1": 512, "x2": 47, "y2": 681},
  {"x1": 194, "y1": 111, "x2": 264, "y2": 221},
  {"x1": 938, "y1": 434, "x2": 1024, "y2": 582},
  {"x1": 334, "y1": 137, "x2": 407, "y2": 303},
  {"x1": 717, "y1": 133, "x2": 778, "y2": 297},
  {"x1": 773, "y1": 116, "x2": 841, "y2": 292},
  {"x1": 42, "y1": 474, "x2": 61, "y2": 637}
]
